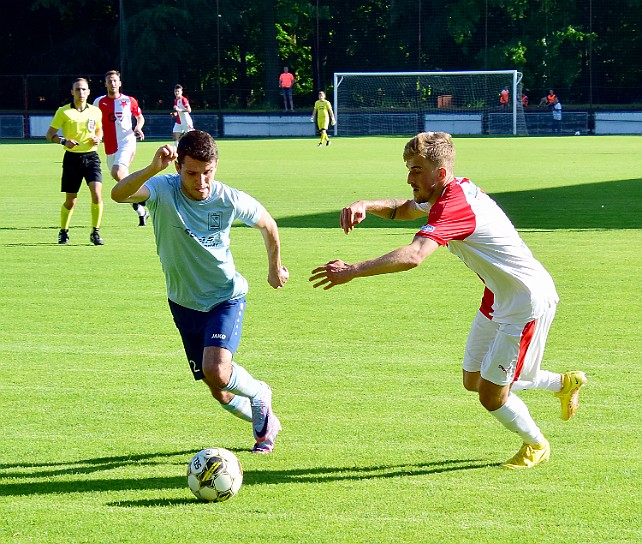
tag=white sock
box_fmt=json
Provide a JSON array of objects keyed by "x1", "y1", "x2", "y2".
[
  {"x1": 221, "y1": 362, "x2": 264, "y2": 400},
  {"x1": 220, "y1": 395, "x2": 252, "y2": 422},
  {"x1": 490, "y1": 393, "x2": 544, "y2": 445},
  {"x1": 512, "y1": 371, "x2": 562, "y2": 392}
]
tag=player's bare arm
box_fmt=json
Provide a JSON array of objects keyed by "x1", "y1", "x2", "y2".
[
  {"x1": 46, "y1": 126, "x2": 78, "y2": 149},
  {"x1": 340, "y1": 199, "x2": 426, "y2": 234},
  {"x1": 254, "y1": 210, "x2": 289, "y2": 289},
  {"x1": 112, "y1": 145, "x2": 177, "y2": 203},
  {"x1": 309, "y1": 236, "x2": 439, "y2": 289},
  {"x1": 135, "y1": 114, "x2": 145, "y2": 140}
]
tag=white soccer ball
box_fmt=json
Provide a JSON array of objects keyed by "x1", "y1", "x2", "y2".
[
  {"x1": 574, "y1": 131, "x2": 581, "y2": 136},
  {"x1": 187, "y1": 447, "x2": 243, "y2": 502}
]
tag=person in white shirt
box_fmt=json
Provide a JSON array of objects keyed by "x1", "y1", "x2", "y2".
[{"x1": 310, "y1": 131, "x2": 588, "y2": 470}]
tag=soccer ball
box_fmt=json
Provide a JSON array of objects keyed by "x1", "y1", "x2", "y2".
[{"x1": 187, "y1": 447, "x2": 243, "y2": 502}]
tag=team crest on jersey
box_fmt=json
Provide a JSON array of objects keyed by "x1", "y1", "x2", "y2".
[
  {"x1": 87, "y1": 119, "x2": 96, "y2": 131},
  {"x1": 208, "y1": 213, "x2": 222, "y2": 230},
  {"x1": 419, "y1": 224, "x2": 435, "y2": 233}
]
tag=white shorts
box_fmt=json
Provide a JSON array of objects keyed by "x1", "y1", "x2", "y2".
[
  {"x1": 462, "y1": 303, "x2": 556, "y2": 386},
  {"x1": 106, "y1": 142, "x2": 136, "y2": 171},
  {"x1": 173, "y1": 123, "x2": 194, "y2": 135}
]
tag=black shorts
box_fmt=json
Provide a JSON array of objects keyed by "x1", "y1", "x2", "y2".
[{"x1": 61, "y1": 151, "x2": 102, "y2": 193}]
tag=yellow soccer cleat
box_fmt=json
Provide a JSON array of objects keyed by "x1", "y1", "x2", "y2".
[
  {"x1": 555, "y1": 371, "x2": 588, "y2": 421},
  {"x1": 502, "y1": 439, "x2": 550, "y2": 470}
]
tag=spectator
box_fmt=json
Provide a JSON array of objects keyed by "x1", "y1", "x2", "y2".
[
  {"x1": 499, "y1": 87, "x2": 510, "y2": 107},
  {"x1": 521, "y1": 92, "x2": 529, "y2": 107},
  {"x1": 279, "y1": 67, "x2": 295, "y2": 112},
  {"x1": 552, "y1": 97, "x2": 562, "y2": 133},
  {"x1": 539, "y1": 89, "x2": 557, "y2": 108}
]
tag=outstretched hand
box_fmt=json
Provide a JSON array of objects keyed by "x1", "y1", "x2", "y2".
[
  {"x1": 309, "y1": 259, "x2": 353, "y2": 290},
  {"x1": 340, "y1": 202, "x2": 367, "y2": 234}
]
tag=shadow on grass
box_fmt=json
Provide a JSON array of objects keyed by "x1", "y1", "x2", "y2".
[
  {"x1": 0, "y1": 450, "x2": 195, "y2": 479},
  {"x1": 275, "y1": 178, "x2": 642, "y2": 231},
  {"x1": 0, "y1": 452, "x2": 497, "y2": 500}
]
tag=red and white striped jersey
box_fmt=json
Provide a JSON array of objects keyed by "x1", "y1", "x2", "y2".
[
  {"x1": 174, "y1": 96, "x2": 192, "y2": 127},
  {"x1": 93, "y1": 94, "x2": 142, "y2": 155},
  {"x1": 415, "y1": 178, "x2": 558, "y2": 323}
]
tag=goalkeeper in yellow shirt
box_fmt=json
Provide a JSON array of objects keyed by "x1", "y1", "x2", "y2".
[{"x1": 310, "y1": 91, "x2": 336, "y2": 147}]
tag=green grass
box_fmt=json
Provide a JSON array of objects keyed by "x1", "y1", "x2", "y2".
[{"x1": 0, "y1": 135, "x2": 640, "y2": 543}]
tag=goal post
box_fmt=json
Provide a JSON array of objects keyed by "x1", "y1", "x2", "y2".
[{"x1": 333, "y1": 70, "x2": 526, "y2": 136}]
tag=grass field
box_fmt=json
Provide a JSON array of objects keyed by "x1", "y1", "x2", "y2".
[{"x1": 0, "y1": 135, "x2": 640, "y2": 543}]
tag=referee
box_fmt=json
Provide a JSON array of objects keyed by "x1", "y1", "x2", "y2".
[{"x1": 46, "y1": 77, "x2": 105, "y2": 245}]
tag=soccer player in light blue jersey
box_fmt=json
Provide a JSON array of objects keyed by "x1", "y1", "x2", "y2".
[{"x1": 112, "y1": 130, "x2": 288, "y2": 454}]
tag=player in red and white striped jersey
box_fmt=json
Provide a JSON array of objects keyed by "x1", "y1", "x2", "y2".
[
  {"x1": 310, "y1": 131, "x2": 588, "y2": 470},
  {"x1": 94, "y1": 70, "x2": 148, "y2": 226},
  {"x1": 172, "y1": 84, "x2": 194, "y2": 144}
]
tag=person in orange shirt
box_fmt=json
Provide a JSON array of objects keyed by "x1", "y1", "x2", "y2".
[
  {"x1": 499, "y1": 87, "x2": 510, "y2": 107},
  {"x1": 539, "y1": 89, "x2": 557, "y2": 108},
  {"x1": 278, "y1": 67, "x2": 295, "y2": 112}
]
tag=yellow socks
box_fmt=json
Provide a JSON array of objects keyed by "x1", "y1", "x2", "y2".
[
  {"x1": 91, "y1": 202, "x2": 103, "y2": 229},
  {"x1": 60, "y1": 204, "x2": 73, "y2": 230}
]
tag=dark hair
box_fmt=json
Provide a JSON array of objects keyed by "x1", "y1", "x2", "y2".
[
  {"x1": 177, "y1": 130, "x2": 218, "y2": 165},
  {"x1": 104, "y1": 70, "x2": 121, "y2": 81},
  {"x1": 174, "y1": 84, "x2": 183, "y2": 90}
]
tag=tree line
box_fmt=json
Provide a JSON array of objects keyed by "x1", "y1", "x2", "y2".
[{"x1": 4, "y1": 0, "x2": 641, "y2": 112}]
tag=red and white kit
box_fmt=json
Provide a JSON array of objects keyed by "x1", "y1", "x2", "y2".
[
  {"x1": 415, "y1": 178, "x2": 559, "y2": 385},
  {"x1": 173, "y1": 96, "x2": 194, "y2": 132},
  {"x1": 94, "y1": 94, "x2": 142, "y2": 155}
]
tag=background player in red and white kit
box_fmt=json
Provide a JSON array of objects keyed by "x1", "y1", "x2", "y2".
[
  {"x1": 172, "y1": 84, "x2": 194, "y2": 144},
  {"x1": 309, "y1": 131, "x2": 588, "y2": 470},
  {"x1": 94, "y1": 70, "x2": 148, "y2": 226}
]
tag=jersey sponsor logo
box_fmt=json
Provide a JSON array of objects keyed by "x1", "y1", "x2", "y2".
[
  {"x1": 184, "y1": 228, "x2": 223, "y2": 248},
  {"x1": 211, "y1": 333, "x2": 227, "y2": 340},
  {"x1": 419, "y1": 224, "x2": 435, "y2": 233},
  {"x1": 208, "y1": 213, "x2": 222, "y2": 230}
]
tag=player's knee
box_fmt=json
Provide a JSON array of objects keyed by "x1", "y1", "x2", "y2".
[
  {"x1": 462, "y1": 370, "x2": 480, "y2": 392},
  {"x1": 477, "y1": 381, "x2": 509, "y2": 412}
]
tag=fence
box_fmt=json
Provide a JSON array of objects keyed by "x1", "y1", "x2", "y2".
[{"x1": 2, "y1": 111, "x2": 640, "y2": 140}]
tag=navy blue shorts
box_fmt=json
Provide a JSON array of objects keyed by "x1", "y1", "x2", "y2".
[
  {"x1": 168, "y1": 297, "x2": 245, "y2": 380},
  {"x1": 61, "y1": 151, "x2": 102, "y2": 193}
]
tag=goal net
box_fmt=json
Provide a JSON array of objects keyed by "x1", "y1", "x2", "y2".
[{"x1": 333, "y1": 70, "x2": 527, "y2": 136}]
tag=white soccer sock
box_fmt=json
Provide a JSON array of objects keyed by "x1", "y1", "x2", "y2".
[
  {"x1": 221, "y1": 361, "x2": 264, "y2": 399},
  {"x1": 490, "y1": 393, "x2": 544, "y2": 445},
  {"x1": 512, "y1": 371, "x2": 562, "y2": 392},
  {"x1": 220, "y1": 395, "x2": 252, "y2": 422}
]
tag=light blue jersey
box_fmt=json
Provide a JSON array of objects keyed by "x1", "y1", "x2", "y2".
[{"x1": 145, "y1": 174, "x2": 265, "y2": 311}]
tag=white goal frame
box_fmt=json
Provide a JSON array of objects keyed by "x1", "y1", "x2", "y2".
[{"x1": 333, "y1": 70, "x2": 524, "y2": 136}]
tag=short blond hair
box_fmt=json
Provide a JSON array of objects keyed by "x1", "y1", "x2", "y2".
[{"x1": 403, "y1": 132, "x2": 455, "y2": 171}]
